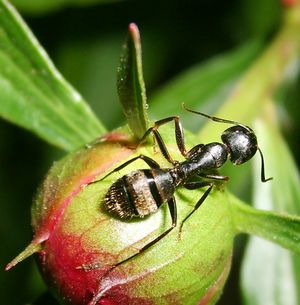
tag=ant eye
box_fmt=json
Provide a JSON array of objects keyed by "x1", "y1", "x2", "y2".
[{"x1": 221, "y1": 126, "x2": 258, "y2": 165}]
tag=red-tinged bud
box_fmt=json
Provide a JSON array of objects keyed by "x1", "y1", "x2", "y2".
[
  {"x1": 7, "y1": 126, "x2": 235, "y2": 305},
  {"x1": 282, "y1": 0, "x2": 298, "y2": 6}
]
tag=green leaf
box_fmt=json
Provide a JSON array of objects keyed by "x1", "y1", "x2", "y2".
[
  {"x1": 117, "y1": 23, "x2": 149, "y2": 139},
  {"x1": 150, "y1": 40, "x2": 262, "y2": 130},
  {"x1": 231, "y1": 195, "x2": 300, "y2": 256},
  {"x1": 11, "y1": 0, "x2": 119, "y2": 15},
  {"x1": 0, "y1": 1, "x2": 105, "y2": 151},
  {"x1": 240, "y1": 104, "x2": 300, "y2": 305}
]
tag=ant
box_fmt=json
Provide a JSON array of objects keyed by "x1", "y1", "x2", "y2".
[{"x1": 82, "y1": 104, "x2": 272, "y2": 274}]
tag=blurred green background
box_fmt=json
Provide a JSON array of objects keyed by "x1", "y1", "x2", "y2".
[{"x1": 1, "y1": 0, "x2": 299, "y2": 304}]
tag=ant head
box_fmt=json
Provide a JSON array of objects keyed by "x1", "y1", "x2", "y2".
[
  {"x1": 221, "y1": 125, "x2": 258, "y2": 165},
  {"x1": 182, "y1": 104, "x2": 272, "y2": 182}
]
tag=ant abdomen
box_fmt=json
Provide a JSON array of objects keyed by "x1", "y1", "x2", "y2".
[{"x1": 103, "y1": 169, "x2": 175, "y2": 219}]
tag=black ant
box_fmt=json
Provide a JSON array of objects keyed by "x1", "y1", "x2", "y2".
[{"x1": 82, "y1": 104, "x2": 272, "y2": 274}]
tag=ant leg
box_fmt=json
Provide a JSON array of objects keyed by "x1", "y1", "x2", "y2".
[
  {"x1": 88, "y1": 154, "x2": 160, "y2": 185},
  {"x1": 113, "y1": 196, "x2": 177, "y2": 268},
  {"x1": 141, "y1": 116, "x2": 187, "y2": 159},
  {"x1": 85, "y1": 197, "x2": 177, "y2": 275},
  {"x1": 179, "y1": 182, "x2": 213, "y2": 238},
  {"x1": 140, "y1": 128, "x2": 178, "y2": 166},
  {"x1": 151, "y1": 129, "x2": 178, "y2": 165},
  {"x1": 86, "y1": 198, "x2": 177, "y2": 304},
  {"x1": 179, "y1": 173, "x2": 229, "y2": 236},
  {"x1": 198, "y1": 173, "x2": 229, "y2": 181},
  {"x1": 258, "y1": 148, "x2": 273, "y2": 182},
  {"x1": 183, "y1": 180, "x2": 213, "y2": 190}
]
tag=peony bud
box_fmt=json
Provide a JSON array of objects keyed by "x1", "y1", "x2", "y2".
[{"x1": 7, "y1": 126, "x2": 235, "y2": 305}]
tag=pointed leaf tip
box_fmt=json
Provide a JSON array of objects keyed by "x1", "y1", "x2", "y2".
[
  {"x1": 128, "y1": 22, "x2": 140, "y2": 39},
  {"x1": 5, "y1": 242, "x2": 42, "y2": 271},
  {"x1": 117, "y1": 23, "x2": 149, "y2": 139}
]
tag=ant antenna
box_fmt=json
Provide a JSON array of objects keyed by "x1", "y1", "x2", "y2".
[
  {"x1": 258, "y1": 147, "x2": 273, "y2": 182},
  {"x1": 182, "y1": 103, "x2": 251, "y2": 132}
]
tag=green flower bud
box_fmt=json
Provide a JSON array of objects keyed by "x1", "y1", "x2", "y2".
[{"x1": 7, "y1": 125, "x2": 235, "y2": 305}]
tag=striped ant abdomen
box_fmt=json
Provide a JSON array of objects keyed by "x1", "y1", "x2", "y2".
[{"x1": 103, "y1": 169, "x2": 175, "y2": 219}]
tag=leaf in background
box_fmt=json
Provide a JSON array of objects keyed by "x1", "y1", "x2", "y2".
[
  {"x1": 0, "y1": 1, "x2": 106, "y2": 151},
  {"x1": 117, "y1": 23, "x2": 149, "y2": 139},
  {"x1": 150, "y1": 40, "x2": 262, "y2": 131},
  {"x1": 241, "y1": 102, "x2": 300, "y2": 305},
  {"x1": 198, "y1": 8, "x2": 300, "y2": 142},
  {"x1": 55, "y1": 35, "x2": 123, "y2": 130},
  {"x1": 234, "y1": 0, "x2": 281, "y2": 39},
  {"x1": 11, "y1": 0, "x2": 119, "y2": 15},
  {"x1": 230, "y1": 194, "x2": 300, "y2": 256}
]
